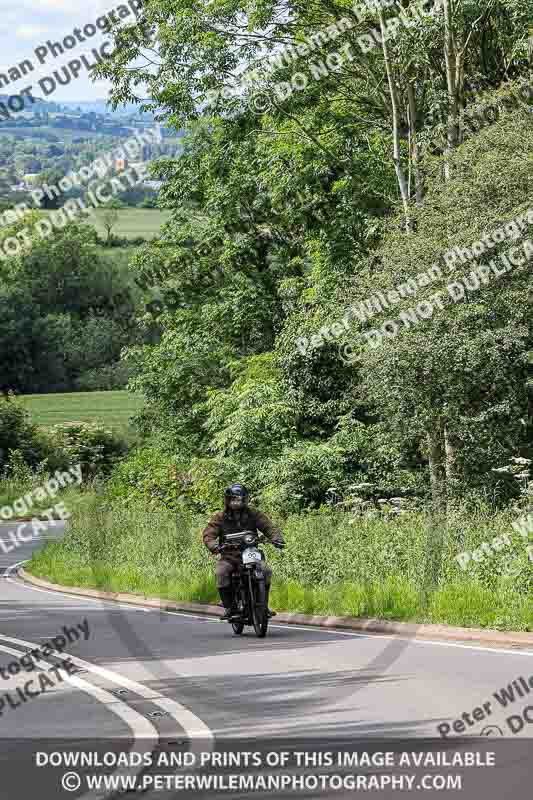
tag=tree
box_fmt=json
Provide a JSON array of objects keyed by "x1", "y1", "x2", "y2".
[
  {"x1": 0, "y1": 220, "x2": 142, "y2": 393},
  {"x1": 88, "y1": 0, "x2": 532, "y2": 524},
  {"x1": 100, "y1": 200, "x2": 121, "y2": 244},
  {"x1": 94, "y1": 0, "x2": 530, "y2": 232},
  {"x1": 354, "y1": 101, "x2": 533, "y2": 514}
]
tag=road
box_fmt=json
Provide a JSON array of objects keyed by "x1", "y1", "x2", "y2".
[{"x1": 0, "y1": 520, "x2": 532, "y2": 798}]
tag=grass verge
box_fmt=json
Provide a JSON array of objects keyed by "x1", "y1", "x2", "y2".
[
  {"x1": 25, "y1": 494, "x2": 533, "y2": 631},
  {"x1": 0, "y1": 477, "x2": 95, "y2": 518}
]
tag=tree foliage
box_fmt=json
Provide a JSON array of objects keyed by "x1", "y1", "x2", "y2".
[{"x1": 88, "y1": 0, "x2": 532, "y2": 520}]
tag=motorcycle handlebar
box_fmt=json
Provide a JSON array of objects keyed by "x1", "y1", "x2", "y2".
[{"x1": 216, "y1": 533, "x2": 285, "y2": 552}]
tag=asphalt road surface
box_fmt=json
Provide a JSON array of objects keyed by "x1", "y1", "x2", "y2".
[{"x1": 0, "y1": 520, "x2": 532, "y2": 799}]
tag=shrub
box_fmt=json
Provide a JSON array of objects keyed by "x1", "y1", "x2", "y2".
[
  {"x1": 49, "y1": 422, "x2": 129, "y2": 477},
  {"x1": 106, "y1": 444, "x2": 186, "y2": 510},
  {"x1": 0, "y1": 392, "x2": 49, "y2": 475}
]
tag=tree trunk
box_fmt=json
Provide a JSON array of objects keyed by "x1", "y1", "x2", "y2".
[
  {"x1": 427, "y1": 424, "x2": 447, "y2": 514},
  {"x1": 379, "y1": 10, "x2": 411, "y2": 231},
  {"x1": 442, "y1": 0, "x2": 461, "y2": 178},
  {"x1": 407, "y1": 82, "x2": 424, "y2": 206},
  {"x1": 443, "y1": 424, "x2": 457, "y2": 481}
]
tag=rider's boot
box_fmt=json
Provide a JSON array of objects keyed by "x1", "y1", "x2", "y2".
[
  {"x1": 219, "y1": 587, "x2": 237, "y2": 620},
  {"x1": 265, "y1": 584, "x2": 276, "y2": 618}
]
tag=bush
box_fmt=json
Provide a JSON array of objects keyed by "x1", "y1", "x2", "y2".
[
  {"x1": 0, "y1": 392, "x2": 49, "y2": 475},
  {"x1": 106, "y1": 444, "x2": 186, "y2": 510},
  {"x1": 49, "y1": 422, "x2": 129, "y2": 477}
]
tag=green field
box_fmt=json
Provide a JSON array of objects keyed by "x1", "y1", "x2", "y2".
[
  {"x1": 20, "y1": 391, "x2": 144, "y2": 438},
  {"x1": 42, "y1": 208, "x2": 171, "y2": 240},
  {"x1": 87, "y1": 208, "x2": 171, "y2": 240}
]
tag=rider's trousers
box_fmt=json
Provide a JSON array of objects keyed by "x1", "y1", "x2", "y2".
[{"x1": 215, "y1": 556, "x2": 272, "y2": 589}]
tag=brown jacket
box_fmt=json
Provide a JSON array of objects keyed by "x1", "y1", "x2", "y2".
[{"x1": 202, "y1": 507, "x2": 283, "y2": 555}]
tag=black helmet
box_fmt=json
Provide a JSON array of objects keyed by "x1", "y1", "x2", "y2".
[
  {"x1": 224, "y1": 483, "x2": 249, "y2": 513},
  {"x1": 224, "y1": 483, "x2": 249, "y2": 499}
]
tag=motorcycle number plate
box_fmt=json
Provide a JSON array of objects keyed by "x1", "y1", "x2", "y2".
[{"x1": 242, "y1": 548, "x2": 261, "y2": 564}]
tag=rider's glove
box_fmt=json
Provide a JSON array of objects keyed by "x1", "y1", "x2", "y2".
[
  {"x1": 272, "y1": 538, "x2": 285, "y2": 549},
  {"x1": 213, "y1": 544, "x2": 224, "y2": 555}
]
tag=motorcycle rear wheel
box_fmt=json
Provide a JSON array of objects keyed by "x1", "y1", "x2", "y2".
[{"x1": 249, "y1": 573, "x2": 268, "y2": 637}]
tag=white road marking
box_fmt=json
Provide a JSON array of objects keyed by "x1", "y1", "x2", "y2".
[
  {"x1": 3, "y1": 561, "x2": 213, "y2": 744},
  {"x1": 0, "y1": 629, "x2": 213, "y2": 741},
  {"x1": 0, "y1": 641, "x2": 157, "y2": 739},
  {"x1": 0, "y1": 641, "x2": 158, "y2": 799},
  {"x1": 129, "y1": 608, "x2": 533, "y2": 658}
]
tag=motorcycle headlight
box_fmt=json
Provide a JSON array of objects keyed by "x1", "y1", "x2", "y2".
[{"x1": 244, "y1": 534, "x2": 254, "y2": 544}]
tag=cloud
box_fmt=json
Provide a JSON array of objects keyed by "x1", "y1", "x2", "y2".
[
  {"x1": 19, "y1": 0, "x2": 111, "y2": 11},
  {"x1": 16, "y1": 25, "x2": 51, "y2": 40},
  {"x1": 0, "y1": 0, "x2": 133, "y2": 100}
]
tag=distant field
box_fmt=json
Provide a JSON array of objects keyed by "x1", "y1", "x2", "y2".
[
  {"x1": 87, "y1": 209, "x2": 171, "y2": 240},
  {"x1": 0, "y1": 128, "x2": 118, "y2": 144},
  {"x1": 42, "y1": 208, "x2": 171, "y2": 240},
  {"x1": 20, "y1": 391, "x2": 144, "y2": 439}
]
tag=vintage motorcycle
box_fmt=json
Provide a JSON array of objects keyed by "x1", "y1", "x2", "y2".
[{"x1": 219, "y1": 530, "x2": 283, "y2": 638}]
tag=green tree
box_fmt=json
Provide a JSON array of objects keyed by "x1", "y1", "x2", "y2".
[{"x1": 100, "y1": 200, "x2": 122, "y2": 244}]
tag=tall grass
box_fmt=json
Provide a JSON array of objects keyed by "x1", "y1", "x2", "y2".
[
  {"x1": 26, "y1": 495, "x2": 533, "y2": 631},
  {"x1": 0, "y1": 463, "x2": 93, "y2": 517}
]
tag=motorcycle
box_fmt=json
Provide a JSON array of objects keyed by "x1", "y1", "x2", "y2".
[{"x1": 218, "y1": 530, "x2": 283, "y2": 638}]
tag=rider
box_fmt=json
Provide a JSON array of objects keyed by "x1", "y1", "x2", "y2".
[{"x1": 202, "y1": 483, "x2": 285, "y2": 620}]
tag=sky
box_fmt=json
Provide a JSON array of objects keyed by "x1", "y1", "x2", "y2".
[{"x1": 0, "y1": 0, "x2": 143, "y2": 104}]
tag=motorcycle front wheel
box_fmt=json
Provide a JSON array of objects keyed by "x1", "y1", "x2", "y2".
[
  {"x1": 249, "y1": 573, "x2": 268, "y2": 637},
  {"x1": 231, "y1": 580, "x2": 246, "y2": 634}
]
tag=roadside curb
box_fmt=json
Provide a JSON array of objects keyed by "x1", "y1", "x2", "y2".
[{"x1": 18, "y1": 568, "x2": 533, "y2": 649}]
